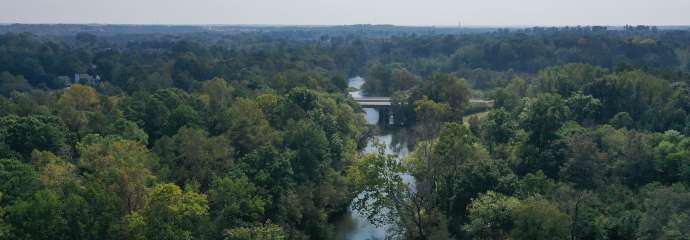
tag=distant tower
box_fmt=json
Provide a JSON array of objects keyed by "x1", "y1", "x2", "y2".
[{"x1": 458, "y1": 20, "x2": 463, "y2": 28}]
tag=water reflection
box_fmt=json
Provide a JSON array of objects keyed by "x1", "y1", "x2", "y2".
[
  {"x1": 348, "y1": 76, "x2": 365, "y2": 98},
  {"x1": 363, "y1": 108, "x2": 380, "y2": 125}
]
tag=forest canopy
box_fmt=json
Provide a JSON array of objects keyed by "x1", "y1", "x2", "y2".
[{"x1": 1, "y1": 25, "x2": 690, "y2": 239}]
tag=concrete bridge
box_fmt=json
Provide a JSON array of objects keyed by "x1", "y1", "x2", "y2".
[
  {"x1": 353, "y1": 96, "x2": 494, "y2": 125},
  {"x1": 353, "y1": 97, "x2": 392, "y2": 108},
  {"x1": 353, "y1": 97, "x2": 494, "y2": 108}
]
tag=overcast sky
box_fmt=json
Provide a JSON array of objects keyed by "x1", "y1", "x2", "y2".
[{"x1": 1, "y1": 0, "x2": 688, "y2": 26}]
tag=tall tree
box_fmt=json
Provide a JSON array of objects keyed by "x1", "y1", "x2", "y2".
[
  {"x1": 519, "y1": 94, "x2": 570, "y2": 177},
  {"x1": 154, "y1": 127, "x2": 233, "y2": 189},
  {"x1": 464, "y1": 191, "x2": 520, "y2": 240},
  {"x1": 510, "y1": 197, "x2": 571, "y2": 240},
  {"x1": 78, "y1": 135, "x2": 157, "y2": 213},
  {"x1": 0, "y1": 115, "x2": 67, "y2": 158},
  {"x1": 126, "y1": 183, "x2": 209, "y2": 240}
]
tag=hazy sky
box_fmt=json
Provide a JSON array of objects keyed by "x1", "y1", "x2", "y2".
[{"x1": 1, "y1": 0, "x2": 689, "y2": 26}]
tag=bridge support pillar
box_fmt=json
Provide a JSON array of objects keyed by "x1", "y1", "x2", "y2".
[{"x1": 376, "y1": 108, "x2": 395, "y2": 126}]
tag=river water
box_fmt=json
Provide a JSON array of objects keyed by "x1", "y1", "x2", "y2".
[{"x1": 343, "y1": 76, "x2": 414, "y2": 240}]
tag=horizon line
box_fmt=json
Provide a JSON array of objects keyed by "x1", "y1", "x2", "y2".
[{"x1": 2, "y1": 22, "x2": 690, "y2": 28}]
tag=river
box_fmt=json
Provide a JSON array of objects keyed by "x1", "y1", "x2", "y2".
[{"x1": 342, "y1": 76, "x2": 415, "y2": 240}]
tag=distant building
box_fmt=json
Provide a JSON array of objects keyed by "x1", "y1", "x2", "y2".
[{"x1": 73, "y1": 73, "x2": 101, "y2": 85}]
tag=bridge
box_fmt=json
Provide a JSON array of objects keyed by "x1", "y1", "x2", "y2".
[
  {"x1": 353, "y1": 97, "x2": 392, "y2": 108},
  {"x1": 353, "y1": 97, "x2": 494, "y2": 108},
  {"x1": 353, "y1": 96, "x2": 494, "y2": 125}
]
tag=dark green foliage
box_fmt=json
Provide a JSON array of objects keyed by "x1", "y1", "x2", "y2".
[
  {"x1": 125, "y1": 183, "x2": 209, "y2": 240},
  {"x1": 154, "y1": 127, "x2": 233, "y2": 189},
  {"x1": 363, "y1": 64, "x2": 419, "y2": 96},
  {"x1": 0, "y1": 115, "x2": 67, "y2": 158},
  {"x1": 519, "y1": 94, "x2": 570, "y2": 177},
  {"x1": 566, "y1": 93, "x2": 602, "y2": 124},
  {"x1": 534, "y1": 64, "x2": 609, "y2": 97},
  {"x1": 510, "y1": 197, "x2": 571, "y2": 240},
  {"x1": 637, "y1": 184, "x2": 690, "y2": 240},
  {"x1": 285, "y1": 119, "x2": 330, "y2": 183},
  {"x1": 559, "y1": 130, "x2": 608, "y2": 189},
  {"x1": 0, "y1": 72, "x2": 32, "y2": 96},
  {"x1": 483, "y1": 108, "x2": 518, "y2": 145},
  {"x1": 5, "y1": 190, "x2": 69, "y2": 240},
  {"x1": 209, "y1": 175, "x2": 266, "y2": 237},
  {"x1": 0, "y1": 159, "x2": 40, "y2": 205},
  {"x1": 610, "y1": 112, "x2": 634, "y2": 129}
]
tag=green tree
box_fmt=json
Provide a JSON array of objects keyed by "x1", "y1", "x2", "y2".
[
  {"x1": 483, "y1": 108, "x2": 518, "y2": 145},
  {"x1": 510, "y1": 197, "x2": 571, "y2": 240},
  {"x1": 0, "y1": 115, "x2": 67, "y2": 157},
  {"x1": 391, "y1": 68, "x2": 419, "y2": 92},
  {"x1": 420, "y1": 73, "x2": 471, "y2": 113},
  {"x1": 155, "y1": 127, "x2": 233, "y2": 189},
  {"x1": 127, "y1": 183, "x2": 209, "y2": 240},
  {"x1": 0, "y1": 72, "x2": 32, "y2": 96},
  {"x1": 559, "y1": 132, "x2": 608, "y2": 189},
  {"x1": 57, "y1": 84, "x2": 101, "y2": 133},
  {"x1": 613, "y1": 131, "x2": 657, "y2": 188},
  {"x1": 140, "y1": 96, "x2": 171, "y2": 140},
  {"x1": 78, "y1": 135, "x2": 158, "y2": 213},
  {"x1": 223, "y1": 222, "x2": 285, "y2": 240},
  {"x1": 586, "y1": 70, "x2": 668, "y2": 122},
  {"x1": 351, "y1": 142, "x2": 423, "y2": 238},
  {"x1": 534, "y1": 64, "x2": 608, "y2": 97},
  {"x1": 362, "y1": 63, "x2": 392, "y2": 95},
  {"x1": 566, "y1": 93, "x2": 602, "y2": 124},
  {"x1": 199, "y1": 77, "x2": 234, "y2": 111},
  {"x1": 0, "y1": 193, "x2": 7, "y2": 239},
  {"x1": 107, "y1": 118, "x2": 149, "y2": 144},
  {"x1": 254, "y1": 93, "x2": 285, "y2": 128},
  {"x1": 227, "y1": 98, "x2": 276, "y2": 155},
  {"x1": 239, "y1": 146, "x2": 294, "y2": 199},
  {"x1": 494, "y1": 78, "x2": 528, "y2": 113},
  {"x1": 285, "y1": 119, "x2": 330, "y2": 182},
  {"x1": 637, "y1": 184, "x2": 690, "y2": 240},
  {"x1": 30, "y1": 150, "x2": 77, "y2": 190},
  {"x1": 5, "y1": 190, "x2": 69, "y2": 240},
  {"x1": 0, "y1": 158, "x2": 40, "y2": 205},
  {"x1": 27, "y1": 150, "x2": 109, "y2": 240},
  {"x1": 520, "y1": 94, "x2": 570, "y2": 146},
  {"x1": 58, "y1": 84, "x2": 100, "y2": 112},
  {"x1": 166, "y1": 104, "x2": 202, "y2": 136},
  {"x1": 408, "y1": 123, "x2": 516, "y2": 236},
  {"x1": 519, "y1": 94, "x2": 570, "y2": 177},
  {"x1": 414, "y1": 96, "x2": 451, "y2": 139},
  {"x1": 209, "y1": 175, "x2": 266, "y2": 237},
  {"x1": 464, "y1": 191, "x2": 520, "y2": 240},
  {"x1": 609, "y1": 112, "x2": 634, "y2": 129}
]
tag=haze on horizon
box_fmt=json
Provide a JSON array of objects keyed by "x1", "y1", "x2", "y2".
[{"x1": 0, "y1": 0, "x2": 689, "y2": 26}]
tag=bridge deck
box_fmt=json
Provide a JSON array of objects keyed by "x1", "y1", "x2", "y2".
[
  {"x1": 357, "y1": 102, "x2": 392, "y2": 107},
  {"x1": 353, "y1": 97, "x2": 391, "y2": 101},
  {"x1": 353, "y1": 96, "x2": 493, "y2": 108},
  {"x1": 353, "y1": 97, "x2": 392, "y2": 108}
]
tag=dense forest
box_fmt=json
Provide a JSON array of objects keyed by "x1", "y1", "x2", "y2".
[{"x1": 1, "y1": 25, "x2": 690, "y2": 240}]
